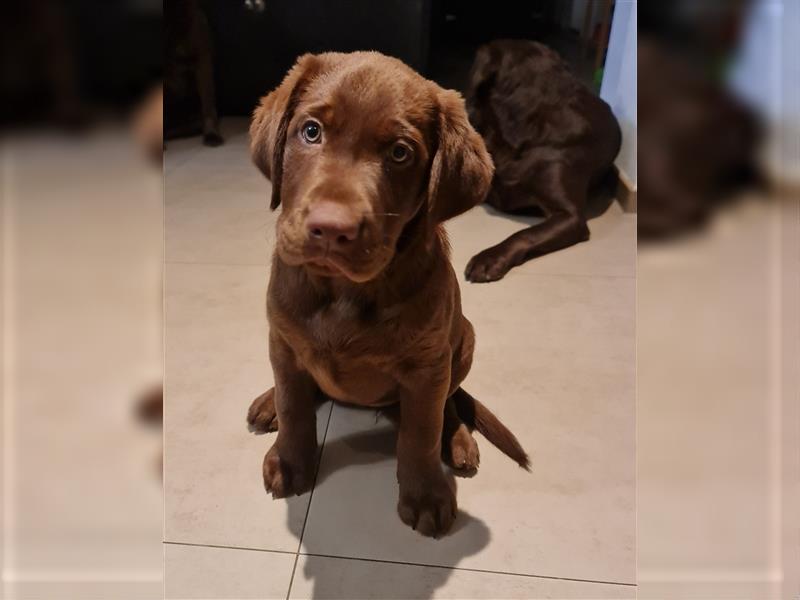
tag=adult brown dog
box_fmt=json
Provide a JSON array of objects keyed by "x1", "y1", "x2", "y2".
[
  {"x1": 464, "y1": 40, "x2": 622, "y2": 283},
  {"x1": 247, "y1": 52, "x2": 529, "y2": 538}
]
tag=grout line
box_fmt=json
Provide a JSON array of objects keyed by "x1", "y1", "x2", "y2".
[
  {"x1": 295, "y1": 552, "x2": 637, "y2": 588},
  {"x1": 285, "y1": 547, "x2": 300, "y2": 600},
  {"x1": 163, "y1": 540, "x2": 295, "y2": 557},
  {"x1": 162, "y1": 540, "x2": 636, "y2": 588},
  {"x1": 164, "y1": 401, "x2": 635, "y2": 591},
  {"x1": 285, "y1": 401, "x2": 335, "y2": 600}
]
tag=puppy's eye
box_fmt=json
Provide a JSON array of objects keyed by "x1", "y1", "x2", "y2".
[
  {"x1": 390, "y1": 142, "x2": 412, "y2": 164},
  {"x1": 301, "y1": 120, "x2": 322, "y2": 144}
]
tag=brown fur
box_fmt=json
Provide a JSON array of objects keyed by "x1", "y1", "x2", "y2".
[
  {"x1": 464, "y1": 40, "x2": 621, "y2": 282},
  {"x1": 247, "y1": 51, "x2": 529, "y2": 538},
  {"x1": 164, "y1": 0, "x2": 223, "y2": 146},
  {"x1": 451, "y1": 388, "x2": 530, "y2": 470}
]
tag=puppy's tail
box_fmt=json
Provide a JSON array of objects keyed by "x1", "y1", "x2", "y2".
[{"x1": 451, "y1": 387, "x2": 531, "y2": 471}]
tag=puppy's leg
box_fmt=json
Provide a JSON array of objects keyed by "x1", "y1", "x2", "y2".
[
  {"x1": 466, "y1": 168, "x2": 589, "y2": 283},
  {"x1": 442, "y1": 395, "x2": 480, "y2": 476},
  {"x1": 380, "y1": 399, "x2": 480, "y2": 475},
  {"x1": 262, "y1": 335, "x2": 318, "y2": 498},
  {"x1": 396, "y1": 364, "x2": 457, "y2": 538}
]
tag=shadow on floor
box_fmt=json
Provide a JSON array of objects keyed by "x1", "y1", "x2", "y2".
[{"x1": 262, "y1": 406, "x2": 492, "y2": 599}]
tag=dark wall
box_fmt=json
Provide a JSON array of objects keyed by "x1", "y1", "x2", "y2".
[{"x1": 203, "y1": 0, "x2": 431, "y2": 115}]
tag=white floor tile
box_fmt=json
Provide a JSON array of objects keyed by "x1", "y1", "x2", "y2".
[{"x1": 165, "y1": 544, "x2": 296, "y2": 600}]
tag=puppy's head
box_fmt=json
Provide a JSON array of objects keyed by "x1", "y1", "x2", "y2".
[{"x1": 250, "y1": 52, "x2": 493, "y2": 283}]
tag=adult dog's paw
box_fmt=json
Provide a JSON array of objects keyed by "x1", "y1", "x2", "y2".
[
  {"x1": 202, "y1": 131, "x2": 225, "y2": 147},
  {"x1": 247, "y1": 388, "x2": 279, "y2": 432},
  {"x1": 465, "y1": 248, "x2": 511, "y2": 283},
  {"x1": 397, "y1": 473, "x2": 457, "y2": 538},
  {"x1": 262, "y1": 444, "x2": 314, "y2": 499}
]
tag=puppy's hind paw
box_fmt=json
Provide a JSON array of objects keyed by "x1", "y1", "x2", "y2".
[
  {"x1": 445, "y1": 426, "x2": 480, "y2": 477},
  {"x1": 247, "y1": 388, "x2": 279, "y2": 433}
]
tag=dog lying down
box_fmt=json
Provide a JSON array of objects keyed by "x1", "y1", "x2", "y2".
[
  {"x1": 464, "y1": 40, "x2": 622, "y2": 282},
  {"x1": 247, "y1": 51, "x2": 529, "y2": 538}
]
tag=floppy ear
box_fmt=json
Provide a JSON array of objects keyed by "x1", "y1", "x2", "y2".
[
  {"x1": 427, "y1": 89, "x2": 494, "y2": 224},
  {"x1": 250, "y1": 54, "x2": 320, "y2": 210}
]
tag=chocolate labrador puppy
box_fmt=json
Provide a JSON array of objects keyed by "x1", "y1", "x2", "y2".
[
  {"x1": 464, "y1": 40, "x2": 622, "y2": 283},
  {"x1": 247, "y1": 51, "x2": 529, "y2": 538}
]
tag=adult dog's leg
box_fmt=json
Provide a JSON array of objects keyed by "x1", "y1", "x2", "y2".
[
  {"x1": 261, "y1": 334, "x2": 319, "y2": 498},
  {"x1": 194, "y1": 13, "x2": 223, "y2": 147},
  {"x1": 466, "y1": 167, "x2": 589, "y2": 283}
]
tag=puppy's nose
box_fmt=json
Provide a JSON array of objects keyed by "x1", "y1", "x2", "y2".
[{"x1": 306, "y1": 202, "x2": 360, "y2": 245}]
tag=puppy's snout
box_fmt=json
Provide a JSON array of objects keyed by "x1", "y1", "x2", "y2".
[{"x1": 306, "y1": 201, "x2": 361, "y2": 245}]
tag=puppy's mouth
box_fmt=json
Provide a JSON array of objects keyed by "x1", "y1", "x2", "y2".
[
  {"x1": 276, "y1": 224, "x2": 394, "y2": 283},
  {"x1": 297, "y1": 247, "x2": 377, "y2": 282},
  {"x1": 305, "y1": 255, "x2": 347, "y2": 277}
]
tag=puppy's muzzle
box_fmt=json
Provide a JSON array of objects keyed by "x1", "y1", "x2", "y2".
[{"x1": 305, "y1": 200, "x2": 363, "y2": 248}]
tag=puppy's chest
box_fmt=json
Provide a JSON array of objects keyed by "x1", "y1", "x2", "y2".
[{"x1": 286, "y1": 299, "x2": 402, "y2": 404}]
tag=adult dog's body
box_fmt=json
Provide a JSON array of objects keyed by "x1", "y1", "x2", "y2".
[
  {"x1": 247, "y1": 52, "x2": 528, "y2": 538},
  {"x1": 464, "y1": 40, "x2": 621, "y2": 283}
]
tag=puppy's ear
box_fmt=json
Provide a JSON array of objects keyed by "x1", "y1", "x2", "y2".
[
  {"x1": 250, "y1": 54, "x2": 320, "y2": 210},
  {"x1": 427, "y1": 89, "x2": 494, "y2": 224}
]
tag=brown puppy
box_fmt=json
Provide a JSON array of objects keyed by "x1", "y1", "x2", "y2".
[
  {"x1": 247, "y1": 52, "x2": 529, "y2": 538},
  {"x1": 464, "y1": 40, "x2": 622, "y2": 283}
]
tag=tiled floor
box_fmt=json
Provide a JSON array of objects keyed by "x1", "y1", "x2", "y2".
[{"x1": 164, "y1": 119, "x2": 636, "y2": 599}]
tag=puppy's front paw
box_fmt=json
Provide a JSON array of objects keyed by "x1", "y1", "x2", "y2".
[
  {"x1": 262, "y1": 444, "x2": 314, "y2": 498},
  {"x1": 247, "y1": 388, "x2": 279, "y2": 432},
  {"x1": 465, "y1": 248, "x2": 511, "y2": 283},
  {"x1": 397, "y1": 472, "x2": 457, "y2": 538}
]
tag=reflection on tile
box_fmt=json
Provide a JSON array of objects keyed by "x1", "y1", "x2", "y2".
[
  {"x1": 165, "y1": 544, "x2": 295, "y2": 600},
  {"x1": 164, "y1": 262, "x2": 332, "y2": 551}
]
